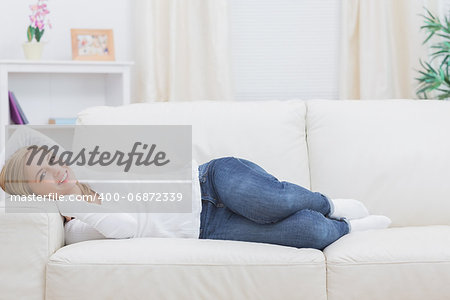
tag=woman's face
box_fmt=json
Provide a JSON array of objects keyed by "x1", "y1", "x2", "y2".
[{"x1": 23, "y1": 151, "x2": 79, "y2": 196}]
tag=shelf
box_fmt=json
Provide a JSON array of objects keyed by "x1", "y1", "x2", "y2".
[
  {"x1": 0, "y1": 60, "x2": 134, "y2": 74},
  {"x1": 0, "y1": 60, "x2": 134, "y2": 65},
  {"x1": 0, "y1": 60, "x2": 133, "y2": 149}
]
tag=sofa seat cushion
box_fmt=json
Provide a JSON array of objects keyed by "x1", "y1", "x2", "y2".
[
  {"x1": 324, "y1": 226, "x2": 450, "y2": 300},
  {"x1": 47, "y1": 238, "x2": 327, "y2": 300}
]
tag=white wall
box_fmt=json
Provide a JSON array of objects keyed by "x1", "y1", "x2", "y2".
[
  {"x1": 439, "y1": 0, "x2": 450, "y2": 18},
  {"x1": 0, "y1": 0, "x2": 134, "y2": 61}
]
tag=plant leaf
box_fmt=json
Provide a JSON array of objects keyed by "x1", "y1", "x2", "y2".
[{"x1": 27, "y1": 26, "x2": 35, "y2": 42}]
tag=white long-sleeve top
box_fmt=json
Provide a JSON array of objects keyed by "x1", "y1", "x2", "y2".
[{"x1": 61, "y1": 160, "x2": 203, "y2": 245}]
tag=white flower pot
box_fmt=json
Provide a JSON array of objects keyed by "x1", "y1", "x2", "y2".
[{"x1": 22, "y1": 42, "x2": 44, "y2": 60}]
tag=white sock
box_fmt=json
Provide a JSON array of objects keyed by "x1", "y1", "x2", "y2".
[
  {"x1": 328, "y1": 198, "x2": 370, "y2": 220},
  {"x1": 349, "y1": 215, "x2": 392, "y2": 233}
]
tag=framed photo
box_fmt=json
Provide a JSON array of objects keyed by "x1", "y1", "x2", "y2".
[{"x1": 71, "y1": 29, "x2": 115, "y2": 61}]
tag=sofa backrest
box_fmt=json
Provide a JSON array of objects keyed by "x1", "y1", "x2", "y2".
[
  {"x1": 77, "y1": 100, "x2": 311, "y2": 189},
  {"x1": 306, "y1": 100, "x2": 450, "y2": 227}
]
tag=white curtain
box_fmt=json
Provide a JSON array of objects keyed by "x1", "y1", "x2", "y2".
[
  {"x1": 134, "y1": 0, "x2": 232, "y2": 102},
  {"x1": 339, "y1": 0, "x2": 439, "y2": 100}
]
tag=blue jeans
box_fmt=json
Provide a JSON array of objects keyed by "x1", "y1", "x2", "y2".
[{"x1": 198, "y1": 157, "x2": 349, "y2": 250}]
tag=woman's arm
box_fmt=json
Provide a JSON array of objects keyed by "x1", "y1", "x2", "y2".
[
  {"x1": 57, "y1": 198, "x2": 137, "y2": 239},
  {"x1": 64, "y1": 218, "x2": 106, "y2": 245},
  {"x1": 65, "y1": 211, "x2": 137, "y2": 239}
]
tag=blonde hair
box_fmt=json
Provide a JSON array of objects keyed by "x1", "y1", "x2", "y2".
[{"x1": 0, "y1": 146, "x2": 93, "y2": 196}]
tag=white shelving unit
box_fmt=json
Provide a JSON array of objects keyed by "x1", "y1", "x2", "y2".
[{"x1": 0, "y1": 60, "x2": 133, "y2": 149}]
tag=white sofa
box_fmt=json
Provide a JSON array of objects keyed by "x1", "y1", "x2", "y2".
[{"x1": 1, "y1": 100, "x2": 450, "y2": 300}]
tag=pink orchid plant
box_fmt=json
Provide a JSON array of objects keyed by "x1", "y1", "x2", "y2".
[{"x1": 27, "y1": 0, "x2": 51, "y2": 42}]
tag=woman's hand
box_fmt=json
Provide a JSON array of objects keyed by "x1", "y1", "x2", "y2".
[{"x1": 64, "y1": 216, "x2": 73, "y2": 222}]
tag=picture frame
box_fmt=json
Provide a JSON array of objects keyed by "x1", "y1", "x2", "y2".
[{"x1": 71, "y1": 29, "x2": 115, "y2": 61}]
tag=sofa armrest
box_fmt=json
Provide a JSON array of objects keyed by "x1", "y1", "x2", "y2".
[{"x1": 0, "y1": 206, "x2": 64, "y2": 300}]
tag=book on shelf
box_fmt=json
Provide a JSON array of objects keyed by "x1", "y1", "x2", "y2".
[
  {"x1": 48, "y1": 117, "x2": 77, "y2": 125},
  {"x1": 8, "y1": 91, "x2": 29, "y2": 124}
]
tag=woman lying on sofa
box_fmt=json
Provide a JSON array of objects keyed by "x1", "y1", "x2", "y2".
[{"x1": 1, "y1": 141, "x2": 392, "y2": 250}]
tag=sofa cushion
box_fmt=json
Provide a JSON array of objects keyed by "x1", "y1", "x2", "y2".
[
  {"x1": 47, "y1": 238, "x2": 326, "y2": 300},
  {"x1": 77, "y1": 100, "x2": 311, "y2": 188},
  {"x1": 324, "y1": 226, "x2": 450, "y2": 300},
  {"x1": 306, "y1": 99, "x2": 450, "y2": 226}
]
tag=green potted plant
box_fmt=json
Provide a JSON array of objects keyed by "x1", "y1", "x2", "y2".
[
  {"x1": 416, "y1": 9, "x2": 449, "y2": 100},
  {"x1": 22, "y1": 0, "x2": 51, "y2": 60}
]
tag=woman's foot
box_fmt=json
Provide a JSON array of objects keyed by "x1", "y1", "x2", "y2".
[
  {"x1": 328, "y1": 198, "x2": 370, "y2": 220},
  {"x1": 348, "y1": 215, "x2": 392, "y2": 233}
]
